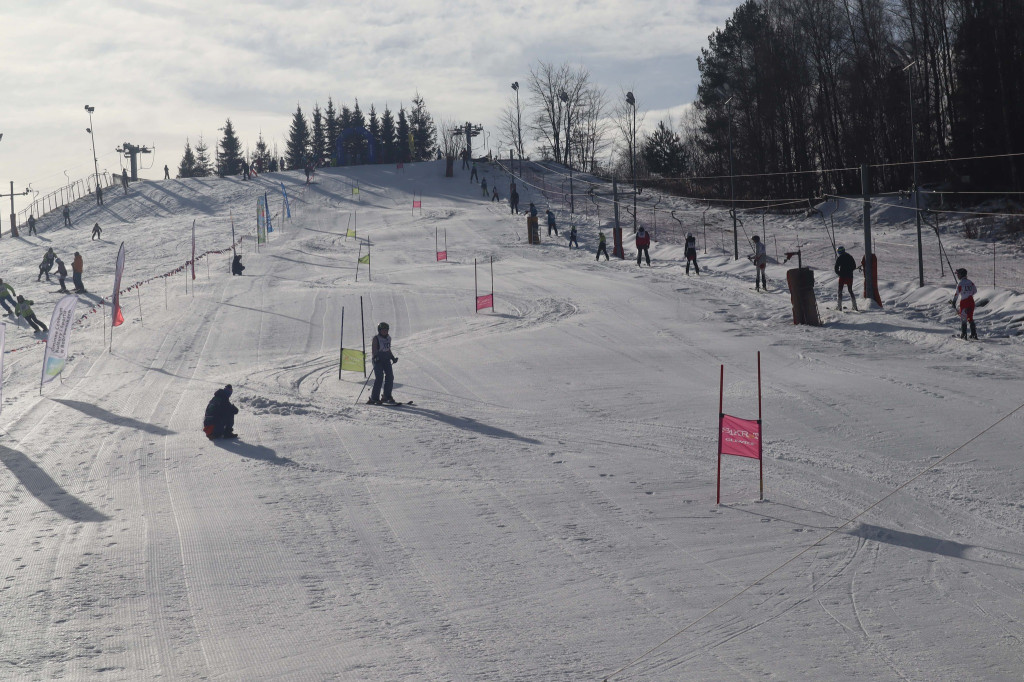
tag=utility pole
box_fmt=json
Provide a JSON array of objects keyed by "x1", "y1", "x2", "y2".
[
  {"x1": 1, "y1": 181, "x2": 29, "y2": 238},
  {"x1": 904, "y1": 60, "x2": 925, "y2": 287},
  {"x1": 85, "y1": 105, "x2": 101, "y2": 204},
  {"x1": 450, "y1": 122, "x2": 483, "y2": 167},
  {"x1": 559, "y1": 91, "x2": 574, "y2": 214},
  {"x1": 726, "y1": 97, "x2": 738, "y2": 260},
  {"x1": 626, "y1": 92, "x2": 638, "y2": 233},
  {"x1": 511, "y1": 82, "x2": 523, "y2": 177}
]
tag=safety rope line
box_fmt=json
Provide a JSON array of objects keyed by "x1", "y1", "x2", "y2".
[{"x1": 602, "y1": 400, "x2": 1024, "y2": 681}]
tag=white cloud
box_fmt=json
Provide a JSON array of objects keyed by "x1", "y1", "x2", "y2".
[{"x1": 0, "y1": 0, "x2": 740, "y2": 212}]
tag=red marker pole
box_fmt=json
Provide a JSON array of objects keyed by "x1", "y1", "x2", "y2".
[
  {"x1": 717, "y1": 364, "x2": 724, "y2": 505},
  {"x1": 758, "y1": 351, "x2": 763, "y2": 501}
]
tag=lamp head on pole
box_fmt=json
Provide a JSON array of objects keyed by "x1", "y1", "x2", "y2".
[
  {"x1": 558, "y1": 91, "x2": 568, "y2": 104},
  {"x1": 84, "y1": 105, "x2": 95, "y2": 114},
  {"x1": 625, "y1": 91, "x2": 635, "y2": 107},
  {"x1": 511, "y1": 81, "x2": 518, "y2": 91}
]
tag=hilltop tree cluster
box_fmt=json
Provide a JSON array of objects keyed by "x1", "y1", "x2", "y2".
[{"x1": 176, "y1": 93, "x2": 437, "y2": 178}]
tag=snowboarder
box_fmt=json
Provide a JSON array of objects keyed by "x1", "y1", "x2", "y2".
[
  {"x1": 55, "y1": 258, "x2": 69, "y2": 293},
  {"x1": 121, "y1": 169, "x2": 129, "y2": 194},
  {"x1": 749, "y1": 235, "x2": 768, "y2": 290},
  {"x1": 27, "y1": 215, "x2": 36, "y2": 235},
  {"x1": 596, "y1": 231, "x2": 609, "y2": 261},
  {"x1": 481, "y1": 177, "x2": 488, "y2": 197},
  {"x1": 231, "y1": 254, "x2": 245, "y2": 276},
  {"x1": 685, "y1": 233, "x2": 700, "y2": 275},
  {"x1": 92, "y1": 222, "x2": 102, "y2": 240},
  {"x1": 0, "y1": 279, "x2": 16, "y2": 315},
  {"x1": 568, "y1": 224, "x2": 578, "y2": 248},
  {"x1": 164, "y1": 164, "x2": 170, "y2": 180},
  {"x1": 546, "y1": 209, "x2": 558, "y2": 236},
  {"x1": 203, "y1": 384, "x2": 239, "y2": 439},
  {"x1": 636, "y1": 227, "x2": 651, "y2": 266},
  {"x1": 470, "y1": 163, "x2": 478, "y2": 182},
  {"x1": 368, "y1": 322, "x2": 399, "y2": 405},
  {"x1": 72, "y1": 252, "x2": 85, "y2": 293},
  {"x1": 62, "y1": 205, "x2": 71, "y2": 226},
  {"x1": 834, "y1": 246, "x2": 858, "y2": 310},
  {"x1": 15, "y1": 296, "x2": 47, "y2": 333},
  {"x1": 952, "y1": 268, "x2": 978, "y2": 339}
]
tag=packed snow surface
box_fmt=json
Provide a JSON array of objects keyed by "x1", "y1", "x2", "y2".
[{"x1": 0, "y1": 161, "x2": 1022, "y2": 681}]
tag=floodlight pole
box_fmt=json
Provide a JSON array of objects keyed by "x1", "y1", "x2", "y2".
[
  {"x1": 904, "y1": 60, "x2": 925, "y2": 287},
  {"x1": 85, "y1": 105, "x2": 101, "y2": 204}
]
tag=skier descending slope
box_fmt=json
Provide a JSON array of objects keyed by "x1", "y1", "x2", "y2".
[{"x1": 368, "y1": 322, "x2": 402, "y2": 405}]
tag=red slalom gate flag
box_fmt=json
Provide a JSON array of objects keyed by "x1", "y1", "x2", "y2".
[
  {"x1": 719, "y1": 414, "x2": 760, "y2": 459},
  {"x1": 413, "y1": 200, "x2": 421, "y2": 208},
  {"x1": 476, "y1": 293, "x2": 493, "y2": 311},
  {"x1": 436, "y1": 250, "x2": 447, "y2": 261}
]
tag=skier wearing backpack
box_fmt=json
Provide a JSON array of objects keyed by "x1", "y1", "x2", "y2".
[
  {"x1": 834, "y1": 246, "x2": 858, "y2": 311},
  {"x1": 368, "y1": 322, "x2": 400, "y2": 405},
  {"x1": 952, "y1": 268, "x2": 978, "y2": 339}
]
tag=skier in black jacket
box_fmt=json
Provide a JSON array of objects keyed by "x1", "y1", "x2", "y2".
[
  {"x1": 367, "y1": 322, "x2": 399, "y2": 405},
  {"x1": 204, "y1": 384, "x2": 238, "y2": 439},
  {"x1": 834, "y1": 246, "x2": 858, "y2": 311}
]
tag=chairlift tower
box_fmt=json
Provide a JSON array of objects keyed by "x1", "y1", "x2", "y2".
[
  {"x1": 116, "y1": 142, "x2": 152, "y2": 181},
  {"x1": 450, "y1": 122, "x2": 483, "y2": 160}
]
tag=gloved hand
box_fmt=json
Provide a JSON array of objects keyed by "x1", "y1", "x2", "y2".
[{"x1": 392, "y1": 356, "x2": 398, "y2": 364}]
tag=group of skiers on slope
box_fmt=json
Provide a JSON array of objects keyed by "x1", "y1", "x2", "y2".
[{"x1": 0, "y1": 249, "x2": 87, "y2": 335}]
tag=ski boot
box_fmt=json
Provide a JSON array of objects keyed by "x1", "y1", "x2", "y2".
[
  {"x1": 382, "y1": 396, "x2": 398, "y2": 405},
  {"x1": 969, "y1": 321, "x2": 978, "y2": 340},
  {"x1": 367, "y1": 398, "x2": 382, "y2": 405},
  {"x1": 960, "y1": 322, "x2": 968, "y2": 340}
]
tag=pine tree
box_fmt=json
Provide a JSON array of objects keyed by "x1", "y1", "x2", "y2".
[
  {"x1": 177, "y1": 139, "x2": 197, "y2": 178},
  {"x1": 193, "y1": 135, "x2": 213, "y2": 177},
  {"x1": 311, "y1": 103, "x2": 326, "y2": 167},
  {"x1": 338, "y1": 104, "x2": 353, "y2": 165},
  {"x1": 380, "y1": 106, "x2": 396, "y2": 164},
  {"x1": 410, "y1": 92, "x2": 437, "y2": 161},
  {"x1": 325, "y1": 97, "x2": 338, "y2": 166},
  {"x1": 349, "y1": 99, "x2": 367, "y2": 163},
  {"x1": 396, "y1": 106, "x2": 411, "y2": 164},
  {"x1": 253, "y1": 132, "x2": 272, "y2": 173},
  {"x1": 642, "y1": 121, "x2": 688, "y2": 176},
  {"x1": 286, "y1": 104, "x2": 310, "y2": 170},
  {"x1": 367, "y1": 104, "x2": 381, "y2": 163},
  {"x1": 217, "y1": 118, "x2": 244, "y2": 177}
]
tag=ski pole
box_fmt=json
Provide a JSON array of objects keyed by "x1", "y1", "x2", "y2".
[{"x1": 355, "y1": 369, "x2": 374, "y2": 404}]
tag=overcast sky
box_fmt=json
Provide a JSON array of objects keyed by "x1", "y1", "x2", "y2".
[{"x1": 0, "y1": 0, "x2": 740, "y2": 216}]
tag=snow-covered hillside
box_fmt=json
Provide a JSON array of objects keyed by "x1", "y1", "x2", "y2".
[{"x1": 1, "y1": 160, "x2": 1022, "y2": 681}]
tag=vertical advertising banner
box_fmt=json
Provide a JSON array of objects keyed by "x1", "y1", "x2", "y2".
[
  {"x1": 40, "y1": 295, "x2": 79, "y2": 387},
  {"x1": 191, "y1": 219, "x2": 197, "y2": 280},
  {"x1": 280, "y1": 182, "x2": 291, "y2": 218},
  {"x1": 257, "y1": 196, "x2": 268, "y2": 244},
  {"x1": 112, "y1": 242, "x2": 125, "y2": 327}
]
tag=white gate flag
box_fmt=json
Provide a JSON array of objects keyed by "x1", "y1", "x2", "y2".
[{"x1": 40, "y1": 295, "x2": 79, "y2": 387}]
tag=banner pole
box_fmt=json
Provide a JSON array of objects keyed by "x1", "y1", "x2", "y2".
[
  {"x1": 138, "y1": 287, "x2": 143, "y2": 327},
  {"x1": 355, "y1": 243, "x2": 361, "y2": 282},
  {"x1": 717, "y1": 364, "x2": 723, "y2": 505},
  {"x1": 339, "y1": 307, "x2": 344, "y2": 380},
  {"x1": 164, "y1": 274, "x2": 167, "y2": 310},
  {"x1": 435, "y1": 227, "x2": 438, "y2": 257},
  {"x1": 360, "y1": 296, "x2": 366, "y2": 377},
  {"x1": 758, "y1": 351, "x2": 764, "y2": 501},
  {"x1": 491, "y1": 255, "x2": 495, "y2": 312},
  {"x1": 368, "y1": 241, "x2": 371, "y2": 281},
  {"x1": 475, "y1": 258, "x2": 478, "y2": 313}
]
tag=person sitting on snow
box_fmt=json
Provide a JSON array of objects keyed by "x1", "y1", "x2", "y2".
[{"x1": 203, "y1": 384, "x2": 239, "y2": 439}]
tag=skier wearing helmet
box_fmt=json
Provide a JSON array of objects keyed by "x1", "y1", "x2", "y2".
[
  {"x1": 368, "y1": 322, "x2": 399, "y2": 404},
  {"x1": 834, "y1": 246, "x2": 858, "y2": 311},
  {"x1": 952, "y1": 268, "x2": 978, "y2": 339},
  {"x1": 685, "y1": 233, "x2": 700, "y2": 275}
]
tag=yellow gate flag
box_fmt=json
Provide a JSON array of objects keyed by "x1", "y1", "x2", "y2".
[
  {"x1": 358, "y1": 253, "x2": 370, "y2": 264},
  {"x1": 340, "y1": 348, "x2": 365, "y2": 373},
  {"x1": 346, "y1": 228, "x2": 357, "y2": 238}
]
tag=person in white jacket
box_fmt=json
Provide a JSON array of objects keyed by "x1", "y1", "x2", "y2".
[{"x1": 953, "y1": 268, "x2": 978, "y2": 339}]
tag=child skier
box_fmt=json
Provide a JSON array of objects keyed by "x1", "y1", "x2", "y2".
[
  {"x1": 952, "y1": 268, "x2": 978, "y2": 339},
  {"x1": 568, "y1": 225, "x2": 578, "y2": 248},
  {"x1": 834, "y1": 246, "x2": 858, "y2": 310},
  {"x1": 685, "y1": 233, "x2": 700, "y2": 275},
  {"x1": 55, "y1": 258, "x2": 69, "y2": 293},
  {"x1": 203, "y1": 384, "x2": 239, "y2": 439},
  {"x1": 596, "y1": 231, "x2": 609, "y2": 261},
  {"x1": 749, "y1": 235, "x2": 768, "y2": 290},
  {"x1": 635, "y1": 227, "x2": 651, "y2": 266},
  {"x1": 15, "y1": 295, "x2": 47, "y2": 333},
  {"x1": 368, "y1": 322, "x2": 400, "y2": 405}
]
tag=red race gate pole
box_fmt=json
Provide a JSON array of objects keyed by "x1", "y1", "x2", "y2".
[
  {"x1": 758, "y1": 351, "x2": 763, "y2": 501},
  {"x1": 717, "y1": 364, "x2": 724, "y2": 505}
]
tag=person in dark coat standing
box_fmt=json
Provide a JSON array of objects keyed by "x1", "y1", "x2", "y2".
[
  {"x1": 121, "y1": 169, "x2": 129, "y2": 194},
  {"x1": 834, "y1": 245, "x2": 858, "y2": 311},
  {"x1": 231, "y1": 254, "x2": 245, "y2": 276},
  {"x1": 62, "y1": 205, "x2": 71, "y2": 226},
  {"x1": 27, "y1": 215, "x2": 37, "y2": 235},
  {"x1": 164, "y1": 164, "x2": 170, "y2": 180},
  {"x1": 368, "y1": 322, "x2": 399, "y2": 404},
  {"x1": 55, "y1": 258, "x2": 69, "y2": 293},
  {"x1": 203, "y1": 384, "x2": 238, "y2": 439},
  {"x1": 546, "y1": 209, "x2": 558, "y2": 236},
  {"x1": 92, "y1": 222, "x2": 102, "y2": 240}
]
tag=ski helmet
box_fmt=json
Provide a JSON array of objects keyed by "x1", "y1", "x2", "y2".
[
  {"x1": 837, "y1": 245, "x2": 845, "y2": 253},
  {"x1": 751, "y1": 235, "x2": 760, "y2": 241},
  {"x1": 956, "y1": 268, "x2": 967, "y2": 278},
  {"x1": 378, "y1": 322, "x2": 390, "y2": 333}
]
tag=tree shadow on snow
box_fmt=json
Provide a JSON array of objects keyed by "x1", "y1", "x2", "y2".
[
  {"x1": 849, "y1": 522, "x2": 1024, "y2": 570},
  {"x1": 395, "y1": 405, "x2": 541, "y2": 444},
  {"x1": 52, "y1": 398, "x2": 175, "y2": 436},
  {"x1": 0, "y1": 445, "x2": 109, "y2": 522},
  {"x1": 212, "y1": 438, "x2": 294, "y2": 466}
]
